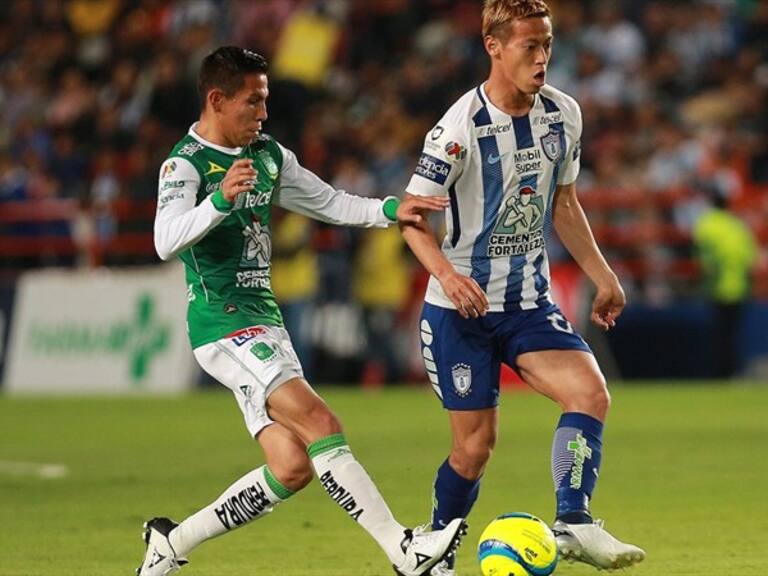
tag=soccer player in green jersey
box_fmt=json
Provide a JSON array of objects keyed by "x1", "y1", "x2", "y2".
[{"x1": 136, "y1": 47, "x2": 466, "y2": 576}]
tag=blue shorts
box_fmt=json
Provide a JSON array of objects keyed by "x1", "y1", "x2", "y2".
[{"x1": 419, "y1": 301, "x2": 592, "y2": 410}]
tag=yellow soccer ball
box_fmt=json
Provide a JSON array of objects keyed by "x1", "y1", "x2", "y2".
[{"x1": 478, "y1": 512, "x2": 559, "y2": 576}]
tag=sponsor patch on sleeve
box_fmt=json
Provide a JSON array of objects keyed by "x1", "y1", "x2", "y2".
[{"x1": 414, "y1": 153, "x2": 452, "y2": 185}]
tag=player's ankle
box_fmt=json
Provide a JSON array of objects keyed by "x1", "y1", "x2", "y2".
[{"x1": 556, "y1": 510, "x2": 593, "y2": 524}]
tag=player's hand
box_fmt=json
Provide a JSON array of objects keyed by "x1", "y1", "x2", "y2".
[
  {"x1": 591, "y1": 275, "x2": 626, "y2": 331},
  {"x1": 396, "y1": 194, "x2": 450, "y2": 225},
  {"x1": 438, "y1": 270, "x2": 490, "y2": 319},
  {"x1": 221, "y1": 159, "x2": 257, "y2": 202}
]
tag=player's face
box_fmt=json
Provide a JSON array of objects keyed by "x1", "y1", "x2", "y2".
[
  {"x1": 490, "y1": 17, "x2": 553, "y2": 95},
  {"x1": 220, "y1": 73, "x2": 269, "y2": 147}
]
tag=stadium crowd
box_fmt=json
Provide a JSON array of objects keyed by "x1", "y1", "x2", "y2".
[{"x1": 1, "y1": 0, "x2": 766, "y2": 381}]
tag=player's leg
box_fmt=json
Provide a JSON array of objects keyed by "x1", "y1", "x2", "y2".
[
  {"x1": 516, "y1": 349, "x2": 608, "y2": 524},
  {"x1": 167, "y1": 423, "x2": 312, "y2": 558},
  {"x1": 419, "y1": 303, "x2": 500, "y2": 575},
  {"x1": 266, "y1": 376, "x2": 466, "y2": 576},
  {"x1": 433, "y1": 409, "x2": 496, "y2": 530},
  {"x1": 136, "y1": 333, "x2": 313, "y2": 576},
  {"x1": 137, "y1": 424, "x2": 307, "y2": 576},
  {"x1": 509, "y1": 305, "x2": 645, "y2": 569}
]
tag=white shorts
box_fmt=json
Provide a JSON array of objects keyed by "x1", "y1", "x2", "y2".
[{"x1": 193, "y1": 325, "x2": 304, "y2": 437}]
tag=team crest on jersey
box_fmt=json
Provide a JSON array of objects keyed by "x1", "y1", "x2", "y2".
[
  {"x1": 540, "y1": 126, "x2": 565, "y2": 162},
  {"x1": 258, "y1": 152, "x2": 279, "y2": 180},
  {"x1": 451, "y1": 363, "x2": 472, "y2": 397}
]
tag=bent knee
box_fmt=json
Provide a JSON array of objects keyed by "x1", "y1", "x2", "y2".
[
  {"x1": 450, "y1": 441, "x2": 494, "y2": 480},
  {"x1": 309, "y1": 405, "x2": 342, "y2": 439},
  {"x1": 269, "y1": 456, "x2": 314, "y2": 493},
  {"x1": 565, "y1": 377, "x2": 611, "y2": 420}
]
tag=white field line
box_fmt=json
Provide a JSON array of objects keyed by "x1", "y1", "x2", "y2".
[{"x1": 0, "y1": 460, "x2": 68, "y2": 479}]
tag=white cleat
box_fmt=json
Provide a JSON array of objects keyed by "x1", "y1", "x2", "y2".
[
  {"x1": 553, "y1": 519, "x2": 646, "y2": 570},
  {"x1": 136, "y1": 517, "x2": 188, "y2": 576},
  {"x1": 393, "y1": 518, "x2": 467, "y2": 576},
  {"x1": 430, "y1": 558, "x2": 457, "y2": 576}
]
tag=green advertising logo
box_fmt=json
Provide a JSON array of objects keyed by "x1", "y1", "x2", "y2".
[
  {"x1": 250, "y1": 341, "x2": 275, "y2": 361},
  {"x1": 28, "y1": 294, "x2": 170, "y2": 386}
]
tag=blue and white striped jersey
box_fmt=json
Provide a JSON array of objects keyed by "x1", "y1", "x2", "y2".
[{"x1": 406, "y1": 83, "x2": 582, "y2": 312}]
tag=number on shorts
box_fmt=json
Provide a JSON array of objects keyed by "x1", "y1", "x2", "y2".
[{"x1": 547, "y1": 312, "x2": 574, "y2": 334}]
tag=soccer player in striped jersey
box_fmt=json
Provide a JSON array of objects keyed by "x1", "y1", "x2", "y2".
[
  {"x1": 136, "y1": 46, "x2": 466, "y2": 576},
  {"x1": 398, "y1": 2, "x2": 645, "y2": 573}
]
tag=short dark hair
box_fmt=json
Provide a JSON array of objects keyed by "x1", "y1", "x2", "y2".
[{"x1": 198, "y1": 46, "x2": 269, "y2": 109}]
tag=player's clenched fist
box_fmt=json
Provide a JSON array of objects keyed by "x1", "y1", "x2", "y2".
[
  {"x1": 221, "y1": 158, "x2": 258, "y2": 202},
  {"x1": 438, "y1": 269, "x2": 490, "y2": 319}
]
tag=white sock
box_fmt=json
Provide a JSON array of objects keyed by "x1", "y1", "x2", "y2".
[
  {"x1": 308, "y1": 433, "x2": 406, "y2": 565},
  {"x1": 168, "y1": 465, "x2": 294, "y2": 557}
]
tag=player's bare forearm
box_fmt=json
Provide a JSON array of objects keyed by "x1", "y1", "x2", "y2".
[
  {"x1": 399, "y1": 218, "x2": 455, "y2": 283},
  {"x1": 398, "y1": 194, "x2": 489, "y2": 319},
  {"x1": 553, "y1": 183, "x2": 625, "y2": 329},
  {"x1": 553, "y1": 183, "x2": 615, "y2": 284}
]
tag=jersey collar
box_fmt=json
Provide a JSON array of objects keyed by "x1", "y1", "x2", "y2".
[
  {"x1": 188, "y1": 122, "x2": 243, "y2": 156},
  {"x1": 479, "y1": 82, "x2": 540, "y2": 119}
]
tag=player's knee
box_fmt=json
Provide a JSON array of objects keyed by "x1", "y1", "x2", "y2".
[
  {"x1": 594, "y1": 385, "x2": 611, "y2": 418},
  {"x1": 567, "y1": 376, "x2": 610, "y2": 419},
  {"x1": 270, "y1": 455, "x2": 314, "y2": 492},
  {"x1": 451, "y1": 440, "x2": 494, "y2": 480},
  {"x1": 305, "y1": 402, "x2": 343, "y2": 439}
]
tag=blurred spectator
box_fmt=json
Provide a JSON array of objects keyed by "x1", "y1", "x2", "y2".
[
  {"x1": 147, "y1": 51, "x2": 199, "y2": 133},
  {"x1": 582, "y1": 2, "x2": 645, "y2": 71},
  {"x1": 271, "y1": 210, "x2": 318, "y2": 379},
  {"x1": 1, "y1": 0, "x2": 768, "y2": 381},
  {"x1": 353, "y1": 226, "x2": 410, "y2": 386},
  {"x1": 693, "y1": 193, "x2": 758, "y2": 377}
]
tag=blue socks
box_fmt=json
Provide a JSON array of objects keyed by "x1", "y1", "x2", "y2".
[
  {"x1": 552, "y1": 412, "x2": 603, "y2": 524},
  {"x1": 431, "y1": 459, "x2": 480, "y2": 569},
  {"x1": 431, "y1": 459, "x2": 480, "y2": 530}
]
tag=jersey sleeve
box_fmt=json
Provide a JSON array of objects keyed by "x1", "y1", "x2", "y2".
[
  {"x1": 153, "y1": 157, "x2": 231, "y2": 261},
  {"x1": 405, "y1": 122, "x2": 468, "y2": 197},
  {"x1": 274, "y1": 142, "x2": 390, "y2": 228},
  {"x1": 557, "y1": 102, "x2": 582, "y2": 186}
]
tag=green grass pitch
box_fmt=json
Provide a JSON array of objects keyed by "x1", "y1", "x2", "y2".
[{"x1": 0, "y1": 383, "x2": 766, "y2": 575}]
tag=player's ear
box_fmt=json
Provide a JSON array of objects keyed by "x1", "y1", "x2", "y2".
[
  {"x1": 484, "y1": 35, "x2": 501, "y2": 58},
  {"x1": 208, "y1": 89, "x2": 225, "y2": 113}
]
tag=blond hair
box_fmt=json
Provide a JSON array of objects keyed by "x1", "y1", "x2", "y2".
[{"x1": 482, "y1": 0, "x2": 551, "y2": 39}]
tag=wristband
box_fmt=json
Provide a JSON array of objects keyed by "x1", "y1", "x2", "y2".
[
  {"x1": 382, "y1": 196, "x2": 400, "y2": 222},
  {"x1": 211, "y1": 187, "x2": 234, "y2": 213}
]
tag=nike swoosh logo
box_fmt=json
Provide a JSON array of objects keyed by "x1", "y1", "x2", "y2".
[{"x1": 487, "y1": 153, "x2": 505, "y2": 165}]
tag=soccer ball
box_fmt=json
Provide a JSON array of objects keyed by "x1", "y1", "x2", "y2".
[{"x1": 478, "y1": 512, "x2": 558, "y2": 576}]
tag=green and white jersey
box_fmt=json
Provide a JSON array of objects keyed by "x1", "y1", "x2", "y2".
[{"x1": 155, "y1": 124, "x2": 393, "y2": 349}]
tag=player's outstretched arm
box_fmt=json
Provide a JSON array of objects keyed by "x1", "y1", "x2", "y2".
[
  {"x1": 398, "y1": 193, "x2": 489, "y2": 319},
  {"x1": 395, "y1": 195, "x2": 451, "y2": 224},
  {"x1": 552, "y1": 183, "x2": 625, "y2": 330}
]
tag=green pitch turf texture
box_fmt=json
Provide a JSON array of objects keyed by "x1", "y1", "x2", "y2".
[{"x1": 0, "y1": 383, "x2": 765, "y2": 576}]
